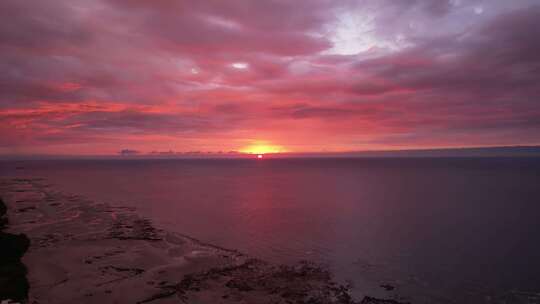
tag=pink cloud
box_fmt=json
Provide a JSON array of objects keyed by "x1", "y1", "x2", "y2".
[{"x1": 1, "y1": 0, "x2": 540, "y2": 155}]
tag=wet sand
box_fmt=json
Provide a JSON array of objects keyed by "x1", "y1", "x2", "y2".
[{"x1": 0, "y1": 177, "x2": 407, "y2": 304}]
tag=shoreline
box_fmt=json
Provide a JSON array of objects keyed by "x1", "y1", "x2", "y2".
[{"x1": 0, "y1": 177, "x2": 407, "y2": 304}]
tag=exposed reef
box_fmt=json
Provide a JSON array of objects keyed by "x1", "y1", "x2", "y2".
[{"x1": 0, "y1": 178, "x2": 409, "y2": 304}]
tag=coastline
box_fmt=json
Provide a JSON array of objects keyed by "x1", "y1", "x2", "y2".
[{"x1": 0, "y1": 177, "x2": 407, "y2": 304}]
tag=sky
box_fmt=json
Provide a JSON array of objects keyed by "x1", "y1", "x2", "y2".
[{"x1": 1, "y1": 0, "x2": 539, "y2": 155}]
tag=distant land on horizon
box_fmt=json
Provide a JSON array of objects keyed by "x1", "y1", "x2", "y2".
[{"x1": 2, "y1": 145, "x2": 540, "y2": 160}]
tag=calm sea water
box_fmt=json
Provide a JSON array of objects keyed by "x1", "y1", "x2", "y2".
[{"x1": 2, "y1": 158, "x2": 540, "y2": 303}]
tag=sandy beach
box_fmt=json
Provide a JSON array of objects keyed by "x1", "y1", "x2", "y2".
[{"x1": 0, "y1": 177, "x2": 409, "y2": 304}]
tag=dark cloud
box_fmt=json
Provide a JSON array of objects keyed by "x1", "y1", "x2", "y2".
[
  {"x1": 351, "y1": 6, "x2": 540, "y2": 103},
  {"x1": 0, "y1": 0, "x2": 93, "y2": 52},
  {"x1": 119, "y1": 149, "x2": 140, "y2": 156}
]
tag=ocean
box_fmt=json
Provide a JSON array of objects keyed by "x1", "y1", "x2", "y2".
[{"x1": 2, "y1": 157, "x2": 540, "y2": 303}]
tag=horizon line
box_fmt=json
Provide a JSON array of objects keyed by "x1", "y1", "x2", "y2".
[{"x1": 2, "y1": 145, "x2": 540, "y2": 160}]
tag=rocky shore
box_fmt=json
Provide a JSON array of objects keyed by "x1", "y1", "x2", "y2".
[
  {"x1": 0, "y1": 196, "x2": 30, "y2": 302},
  {"x1": 0, "y1": 178, "x2": 408, "y2": 304}
]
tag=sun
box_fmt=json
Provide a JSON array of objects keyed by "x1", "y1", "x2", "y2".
[{"x1": 257, "y1": 154, "x2": 263, "y2": 159}]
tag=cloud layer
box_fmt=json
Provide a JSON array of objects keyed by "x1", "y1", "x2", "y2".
[{"x1": 1, "y1": 0, "x2": 539, "y2": 154}]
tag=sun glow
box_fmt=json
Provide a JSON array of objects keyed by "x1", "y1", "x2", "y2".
[{"x1": 240, "y1": 142, "x2": 285, "y2": 154}]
